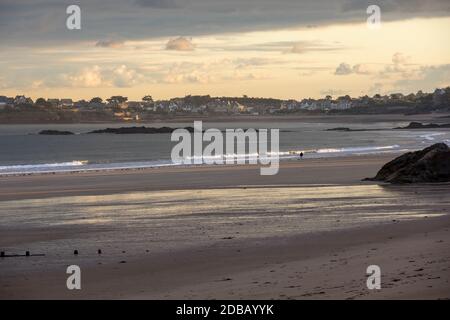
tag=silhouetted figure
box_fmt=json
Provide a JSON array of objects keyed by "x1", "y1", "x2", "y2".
[{"x1": 299, "y1": 152, "x2": 304, "y2": 160}]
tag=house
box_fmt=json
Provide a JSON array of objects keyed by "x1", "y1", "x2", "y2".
[
  {"x1": 127, "y1": 101, "x2": 144, "y2": 110},
  {"x1": 334, "y1": 96, "x2": 353, "y2": 110},
  {"x1": 433, "y1": 88, "x2": 447, "y2": 106},
  {"x1": 73, "y1": 100, "x2": 89, "y2": 109},
  {"x1": 14, "y1": 95, "x2": 33, "y2": 105},
  {"x1": 60, "y1": 99, "x2": 73, "y2": 107},
  {"x1": 390, "y1": 93, "x2": 404, "y2": 100},
  {"x1": 181, "y1": 104, "x2": 193, "y2": 112},
  {"x1": 47, "y1": 99, "x2": 60, "y2": 107},
  {"x1": 280, "y1": 100, "x2": 299, "y2": 111},
  {"x1": 168, "y1": 102, "x2": 179, "y2": 112},
  {"x1": 0, "y1": 96, "x2": 13, "y2": 108},
  {"x1": 88, "y1": 101, "x2": 105, "y2": 109}
]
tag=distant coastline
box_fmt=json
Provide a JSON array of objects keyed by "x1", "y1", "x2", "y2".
[{"x1": 1, "y1": 87, "x2": 449, "y2": 124}]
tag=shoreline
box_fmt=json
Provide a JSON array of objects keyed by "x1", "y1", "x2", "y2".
[
  {"x1": 1, "y1": 112, "x2": 450, "y2": 125},
  {"x1": 0, "y1": 153, "x2": 399, "y2": 201}
]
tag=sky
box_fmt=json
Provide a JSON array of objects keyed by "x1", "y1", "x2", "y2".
[{"x1": 0, "y1": 0, "x2": 449, "y2": 101}]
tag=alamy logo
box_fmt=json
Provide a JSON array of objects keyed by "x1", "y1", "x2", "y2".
[
  {"x1": 171, "y1": 121, "x2": 279, "y2": 175},
  {"x1": 367, "y1": 5, "x2": 381, "y2": 29},
  {"x1": 366, "y1": 265, "x2": 381, "y2": 290},
  {"x1": 66, "y1": 5, "x2": 81, "y2": 30},
  {"x1": 66, "y1": 265, "x2": 81, "y2": 290}
]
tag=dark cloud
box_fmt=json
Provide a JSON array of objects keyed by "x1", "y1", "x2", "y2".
[
  {"x1": 335, "y1": 63, "x2": 353, "y2": 75},
  {"x1": 341, "y1": 0, "x2": 450, "y2": 13},
  {"x1": 165, "y1": 37, "x2": 195, "y2": 51},
  {"x1": 0, "y1": 0, "x2": 449, "y2": 47},
  {"x1": 95, "y1": 40, "x2": 125, "y2": 48}
]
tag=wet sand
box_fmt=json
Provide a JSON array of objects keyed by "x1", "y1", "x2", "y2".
[
  {"x1": 1, "y1": 154, "x2": 449, "y2": 299},
  {"x1": 0, "y1": 154, "x2": 396, "y2": 201},
  {"x1": 1, "y1": 215, "x2": 449, "y2": 299}
]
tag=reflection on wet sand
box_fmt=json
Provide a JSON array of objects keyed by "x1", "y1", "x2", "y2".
[{"x1": 1, "y1": 184, "x2": 449, "y2": 259}]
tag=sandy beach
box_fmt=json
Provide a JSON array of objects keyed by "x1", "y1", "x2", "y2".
[
  {"x1": 2, "y1": 0, "x2": 450, "y2": 304},
  {"x1": 1, "y1": 154, "x2": 449, "y2": 299},
  {"x1": 0, "y1": 154, "x2": 399, "y2": 201}
]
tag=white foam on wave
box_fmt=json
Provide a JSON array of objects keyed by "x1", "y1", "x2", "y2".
[
  {"x1": 0, "y1": 160, "x2": 88, "y2": 171},
  {"x1": 0, "y1": 144, "x2": 405, "y2": 175},
  {"x1": 315, "y1": 145, "x2": 400, "y2": 154},
  {"x1": 419, "y1": 132, "x2": 446, "y2": 141}
]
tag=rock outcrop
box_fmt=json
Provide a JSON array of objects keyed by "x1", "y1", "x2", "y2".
[
  {"x1": 39, "y1": 130, "x2": 74, "y2": 135},
  {"x1": 365, "y1": 143, "x2": 450, "y2": 183},
  {"x1": 326, "y1": 127, "x2": 381, "y2": 132},
  {"x1": 88, "y1": 126, "x2": 195, "y2": 134},
  {"x1": 395, "y1": 122, "x2": 450, "y2": 129}
]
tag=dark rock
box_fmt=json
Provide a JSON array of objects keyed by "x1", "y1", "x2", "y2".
[
  {"x1": 326, "y1": 127, "x2": 382, "y2": 132},
  {"x1": 395, "y1": 122, "x2": 450, "y2": 129},
  {"x1": 39, "y1": 130, "x2": 74, "y2": 135},
  {"x1": 364, "y1": 143, "x2": 450, "y2": 183},
  {"x1": 88, "y1": 126, "x2": 197, "y2": 134},
  {"x1": 326, "y1": 127, "x2": 352, "y2": 131}
]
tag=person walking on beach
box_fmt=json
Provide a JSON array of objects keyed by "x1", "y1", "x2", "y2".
[{"x1": 299, "y1": 152, "x2": 304, "y2": 160}]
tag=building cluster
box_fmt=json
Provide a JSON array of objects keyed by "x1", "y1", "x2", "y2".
[{"x1": 1, "y1": 87, "x2": 449, "y2": 120}]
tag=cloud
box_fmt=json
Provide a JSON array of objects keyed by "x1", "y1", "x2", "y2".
[
  {"x1": 224, "y1": 71, "x2": 268, "y2": 81},
  {"x1": 160, "y1": 59, "x2": 269, "y2": 84},
  {"x1": 334, "y1": 63, "x2": 353, "y2": 75},
  {"x1": 95, "y1": 40, "x2": 125, "y2": 49},
  {"x1": 289, "y1": 41, "x2": 344, "y2": 54},
  {"x1": 66, "y1": 65, "x2": 104, "y2": 87},
  {"x1": 394, "y1": 64, "x2": 450, "y2": 92},
  {"x1": 341, "y1": 0, "x2": 450, "y2": 13},
  {"x1": 165, "y1": 37, "x2": 195, "y2": 51},
  {"x1": 2, "y1": 0, "x2": 449, "y2": 47},
  {"x1": 352, "y1": 64, "x2": 372, "y2": 75},
  {"x1": 232, "y1": 57, "x2": 278, "y2": 69},
  {"x1": 161, "y1": 61, "x2": 216, "y2": 84},
  {"x1": 381, "y1": 52, "x2": 414, "y2": 76},
  {"x1": 112, "y1": 65, "x2": 143, "y2": 87},
  {"x1": 63, "y1": 65, "x2": 143, "y2": 88},
  {"x1": 392, "y1": 52, "x2": 410, "y2": 65},
  {"x1": 163, "y1": 70, "x2": 214, "y2": 84},
  {"x1": 335, "y1": 63, "x2": 373, "y2": 75},
  {"x1": 227, "y1": 40, "x2": 345, "y2": 54}
]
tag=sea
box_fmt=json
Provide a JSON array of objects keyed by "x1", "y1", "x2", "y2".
[{"x1": 1, "y1": 121, "x2": 449, "y2": 175}]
